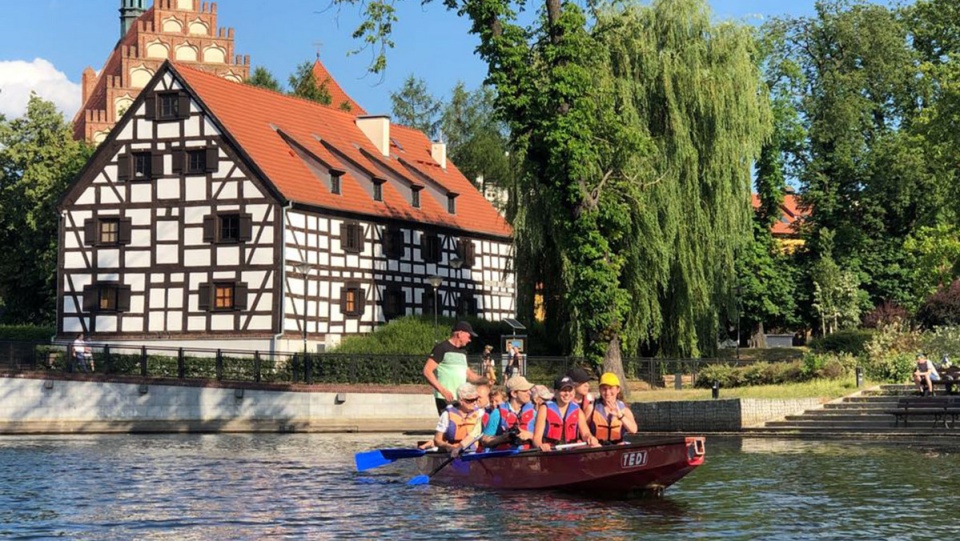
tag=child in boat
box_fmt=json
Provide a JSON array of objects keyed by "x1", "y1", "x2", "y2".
[
  {"x1": 588, "y1": 372, "x2": 638, "y2": 444},
  {"x1": 532, "y1": 376, "x2": 600, "y2": 452},
  {"x1": 479, "y1": 376, "x2": 535, "y2": 450},
  {"x1": 489, "y1": 387, "x2": 505, "y2": 409},
  {"x1": 566, "y1": 367, "x2": 595, "y2": 422},
  {"x1": 433, "y1": 383, "x2": 483, "y2": 454}
]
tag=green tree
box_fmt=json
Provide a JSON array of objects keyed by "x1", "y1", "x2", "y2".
[
  {"x1": 439, "y1": 83, "x2": 510, "y2": 203},
  {"x1": 811, "y1": 230, "x2": 864, "y2": 335},
  {"x1": 390, "y1": 75, "x2": 441, "y2": 138},
  {"x1": 773, "y1": 1, "x2": 943, "y2": 317},
  {"x1": 288, "y1": 61, "x2": 332, "y2": 105},
  {"x1": 335, "y1": 0, "x2": 770, "y2": 381},
  {"x1": 904, "y1": 224, "x2": 960, "y2": 300},
  {"x1": 246, "y1": 66, "x2": 282, "y2": 92},
  {"x1": 736, "y1": 221, "x2": 799, "y2": 347},
  {"x1": 0, "y1": 94, "x2": 92, "y2": 323}
]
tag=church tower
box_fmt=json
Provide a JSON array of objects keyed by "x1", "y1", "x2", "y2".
[{"x1": 73, "y1": 0, "x2": 251, "y2": 143}]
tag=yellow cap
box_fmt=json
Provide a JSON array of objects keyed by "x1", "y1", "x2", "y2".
[{"x1": 599, "y1": 372, "x2": 621, "y2": 387}]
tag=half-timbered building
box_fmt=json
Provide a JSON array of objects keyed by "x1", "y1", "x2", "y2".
[{"x1": 58, "y1": 61, "x2": 515, "y2": 352}]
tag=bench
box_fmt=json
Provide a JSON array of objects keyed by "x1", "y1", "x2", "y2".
[
  {"x1": 885, "y1": 397, "x2": 960, "y2": 428},
  {"x1": 932, "y1": 366, "x2": 960, "y2": 394}
]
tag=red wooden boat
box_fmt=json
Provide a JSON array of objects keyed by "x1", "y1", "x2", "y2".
[{"x1": 414, "y1": 436, "x2": 705, "y2": 497}]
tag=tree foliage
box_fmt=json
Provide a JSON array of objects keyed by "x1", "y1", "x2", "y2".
[
  {"x1": 439, "y1": 83, "x2": 510, "y2": 198},
  {"x1": 390, "y1": 75, "x2": 442, "y2": 139},
  {"x1": 246, "y1": 66, "x2": 282, "y2": 92},
  {"x1": 0, "y1": 94, "x2": 92, "y2": 323},
  {"x1": 288, "y1": 61, "x2": 332, "y2": 105}
]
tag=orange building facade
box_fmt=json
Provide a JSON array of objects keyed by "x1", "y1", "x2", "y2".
[{"x1": 73, "y1": 0, "x2": 249, "y2": 143}]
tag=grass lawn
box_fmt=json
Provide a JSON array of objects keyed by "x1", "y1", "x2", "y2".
[{"x1": 626, "y1": 377, "x2": 874, "y2": 403}]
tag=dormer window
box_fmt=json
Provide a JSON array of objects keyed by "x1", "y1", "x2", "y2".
[
  {"x1": 331, "y1": 173, "x2": 342, "y2": 195},
  {"x1": 412, "y1": 188, "x2": 421, "y2": 209},
  {"x1": 447, "y1": 193, "x2": 458, "y2": 214},
  {"x1": 373, "y1": 180, "x2": 384, "y2": 202}
]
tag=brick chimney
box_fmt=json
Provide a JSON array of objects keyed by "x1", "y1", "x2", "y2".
[
  {"x1": 356, "y1": 115, "x2": 390, "y2": 157},
  {"x1": 81, "y1": 67, "x2": 97, "y2": 103}
]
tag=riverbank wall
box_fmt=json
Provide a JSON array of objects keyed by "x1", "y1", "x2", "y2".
[
  {"x1": 0, "y1": 374, "x2": 818, "y2": 435},
  {"x1": 634, "y1": 398, "x2": 822, "y2": 432},
  {"x1": 0, "y1": 375, "x2": 437, "y2": 434}
]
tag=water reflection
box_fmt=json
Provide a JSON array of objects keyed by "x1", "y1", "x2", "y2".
[{"x1": 0, "y1": 434, "x2": 958, "y2": 539}]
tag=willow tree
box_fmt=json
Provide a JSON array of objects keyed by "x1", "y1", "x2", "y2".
[{"x1": 334, "y1": 0, "x2": 769, "y2": 373}]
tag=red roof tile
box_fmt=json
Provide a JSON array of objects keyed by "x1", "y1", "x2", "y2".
[
  {"x1": 311, "y1": 60, "x2": 367, "y2": 115},
  {"x1": 173, "y1": 63, "x2": 511, "y2": 239},
  {"x1": 751, "y1": 193, "x2": 806, "y2": 237}
]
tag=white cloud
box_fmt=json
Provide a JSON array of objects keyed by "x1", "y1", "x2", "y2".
[{"x1": 0, "y1": 58, "x2": 81, "y2": 120}]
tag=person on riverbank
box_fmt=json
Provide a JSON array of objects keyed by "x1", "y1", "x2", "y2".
[
  {"x1": 72, "y1": 334, "x2": 92, "y2": 373},
  {"x1": 532, "y1": 376, "x2": 600, "y2": 452},
  {"x1": 913, "y1": 353, "x2": 940, "y2": 396},
  {"x1": 481, "y1": 345, "x2": 497, "y2": 384},
  {"x1": 433, "y1": 383, "x2": 483, "y2": 453},
  {"x1": 505, "y1": 345, "x2": 522, "y2": 379},
  {"x1": 423, "y1": 321, "x2": 486, "y2": 414},
  {"x1": 566, "y1": 367, "x2": 595, "y2": 422},
  {"x1": 589, "y1": 372, "x2": 638, "y2": 444}
]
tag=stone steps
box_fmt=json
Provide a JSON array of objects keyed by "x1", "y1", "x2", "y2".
[{"x1": 750, "y1": 385, "x2": 960, "y2": 436}]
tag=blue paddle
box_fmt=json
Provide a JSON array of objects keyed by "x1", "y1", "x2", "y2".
[
  {"x1": 354, "y1": 448, "x2": 428, "y2": 472},
  {"x1": 407, "y1": 448, "x2": 521, "y2": 486}
]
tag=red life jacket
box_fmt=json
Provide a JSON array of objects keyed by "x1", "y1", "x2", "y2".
[
  {"x1": 443, "y1": 405, "x2": 480, "y2": 445},
  {"x1": 590, "y1": 401, "x2": 627, "y2": 443},
  {"x1": 542, "y1": 401, "x2": 581, "y2": 445},
  {"x1": 499, "y1": 402, "x2": 535, "y2": 433}
]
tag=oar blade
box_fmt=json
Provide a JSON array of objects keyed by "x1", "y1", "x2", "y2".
[
  {"x1": 407, "y1": 474, "x2": 431, "y2": 486},
  {"x1": 355, "y1": 448, "x2": 426, "y2": 472},
  {"x1": 355, "y1": 450, "x2": 392, "y2": 472}
]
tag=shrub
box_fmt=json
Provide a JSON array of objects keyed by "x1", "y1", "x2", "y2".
[
  {"x1": 862, "y1": 301, "x2": 909, "y2": 329},
  {"x1": 695, "y1": 363, "x2": 740, "y2": 389},
  {"x1": 809, "y1": 329, "x2": 875, "y2": 355},
  {"x1": 862, "y1": 351, "x2": 914, "y2": 383},
  {"x1": 0, "y1": 325, "x2": 55, "y2": 341},
  {"x1": 916, "y1": 280, "x2": 960, "y2": 329},
  {"x1": 921, "y1": 325, "x2": 960, "y2": 361}
]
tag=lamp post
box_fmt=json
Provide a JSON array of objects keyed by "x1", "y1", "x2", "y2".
[
  {"x1": 294, "y1": 262, "x2": 312, "y2": 356},
  {"x1": 427, "y1": 275, "x2": 443, "y2": 341}
]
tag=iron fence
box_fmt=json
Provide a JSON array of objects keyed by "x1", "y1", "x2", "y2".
[{"x1": 0, "y1": 340, "x2": 762, "y2": 387}]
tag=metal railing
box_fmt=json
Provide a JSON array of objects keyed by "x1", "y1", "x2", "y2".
[{"x1": 0, "y1": 340, "x2": 762, "y2": 387}]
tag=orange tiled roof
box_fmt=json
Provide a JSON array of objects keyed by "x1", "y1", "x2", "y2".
[
  {"x1": 173, "y1": 63, "x2": 511, "y2": 239},
  {"x1": 311, "y1": 60, "x2": 367, "y2": 115},
  {"x1": 751, "y1": 193, "x2": 806, "y2": 237}
]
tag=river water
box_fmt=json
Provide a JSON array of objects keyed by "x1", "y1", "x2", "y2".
[{"x1": 0, "y1": 433, "x2": 957, "y2": 540}]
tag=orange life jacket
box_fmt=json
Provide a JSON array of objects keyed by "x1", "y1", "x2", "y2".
[
  {"x1": 443, "y1": 405, "x2": 480, "y2": 445},
  {"x1": 590, "y1": 400, "x2": 627, "y2": 443}
]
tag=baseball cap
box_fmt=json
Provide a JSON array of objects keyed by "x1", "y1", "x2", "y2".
[
  {"x1": 453, "y1": 321, "x2": 478, "y2": 337},
  {"x1": 599, "y1": 372, "x2": 621, "y2": 387},
  {"x1": 554, "y1": 376, "x2": 576, "y2": 390},
  {"x1": 506, "y1": 375, "x2": 535, "y2": 392},
  {"x1": 566, "y1": 367, "x2": 592, "y2": 384}
]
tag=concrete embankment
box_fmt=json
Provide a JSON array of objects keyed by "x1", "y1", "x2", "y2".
[{"x1": 0, "y1": 375, "x2": 437, "y2": 434}]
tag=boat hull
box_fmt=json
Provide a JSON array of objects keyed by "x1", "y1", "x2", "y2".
[{"x1": 415, "y1": 436, "x2": 705, "y2": 497}]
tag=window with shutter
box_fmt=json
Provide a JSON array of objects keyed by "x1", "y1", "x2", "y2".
[
  {"x1": 98, "y1": 219, "x2": 119, "y2": 245},
  {"x1": 83, "y1": 220, "x2": 96, "y2": 246},
  {"x1": 342, "y1": 223, "x2": 363, "y2": 253},
  {"x1": 204, "y1": 147, "x2": 218, "y2": 172},
  {"x1": 422, "y1": 234, "x2": 441, "y2": 263},
  {"x1": 185, "y1": 149, "x2": 206, "y2": 173},
  {"x1": 214, "y1": 283, "x2": 235, "y2": 310},
  {"x1": 157, "y1": 92, "x2": 180, "y2": 120},
  {"x1": 456, "y1": 239, "x2": 475, "y2": 268},
  {"x1": 383, "y1": 227, "x2": 403, "y2": 259},
  {"x1": 132, "y1": 152, "x2": 152, "y2": 180},
  {"x1": 218, "y1": 214, "x2": 240, "y2": 243},
  {"x1": 84, "y1": 282, "x2": 131, "y2": 312},
  {"x1": 198, "y1": 283, "x2": 211, "y2": 310},
  {"x1": 341, "y1": 284, "x2": 365, "y2": 316},
  {"x1": 383, "y1": 285, "x2": 404, "y2": 319}
]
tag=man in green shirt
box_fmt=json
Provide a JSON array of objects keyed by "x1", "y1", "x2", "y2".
[{"x1": 423, "y1": 321, "x2": 486, "y2": 414}]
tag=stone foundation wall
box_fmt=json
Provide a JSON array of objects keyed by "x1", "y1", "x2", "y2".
[
  {"x1": 633, "y1": 398, "x2": 821, "y2": 432},
  {"x1": 0, "y1": 377, "x2": 437, "y2": 434}
]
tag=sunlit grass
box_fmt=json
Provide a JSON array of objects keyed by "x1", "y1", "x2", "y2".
[{"x1": 626, "y1": 377, "x2": 878, "y2": 403}]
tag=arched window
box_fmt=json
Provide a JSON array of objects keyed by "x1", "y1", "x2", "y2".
[
  {"x1": 174, "y1": 44, "x2": 198, "y2": 62},
  {"x1": 161, "y1": 18, "x2": 183, "y2": 33},
  {"x1": 188, "y1": 20, "x2": 209, "y2": 36},
  {"x1": 202, "y1": 45, "x2": 225, "y2": 63},
  {"x1": 145, "y1": 40, "x2": 169, "y2": 59},
  {"x1": 129, "y1": 65, "x2": 154, "y2": 88},
  {"x1": 114, "y1": 95, "x2": 134, "y2": 120},
  {"x1": 223, "y1": 73, "x2": 242, "y2": 83}
]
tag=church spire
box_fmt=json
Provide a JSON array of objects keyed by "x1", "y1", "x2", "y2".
[{"x1": 119, "y1": 0, "x2": 145, "y2": 37}]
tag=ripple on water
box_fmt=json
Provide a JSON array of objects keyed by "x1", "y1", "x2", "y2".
[{"x1": 0, "y1": 434, "x2": 958, "y2": 539}]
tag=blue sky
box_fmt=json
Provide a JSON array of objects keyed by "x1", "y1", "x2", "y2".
[{"x1": 0, "y1": 0, "x2": 829, "y2": 120}]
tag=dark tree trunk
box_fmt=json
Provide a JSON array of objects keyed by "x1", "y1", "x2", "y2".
[{"x1": 602, "y1": 336, "x2": 630, "y2": 400}]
